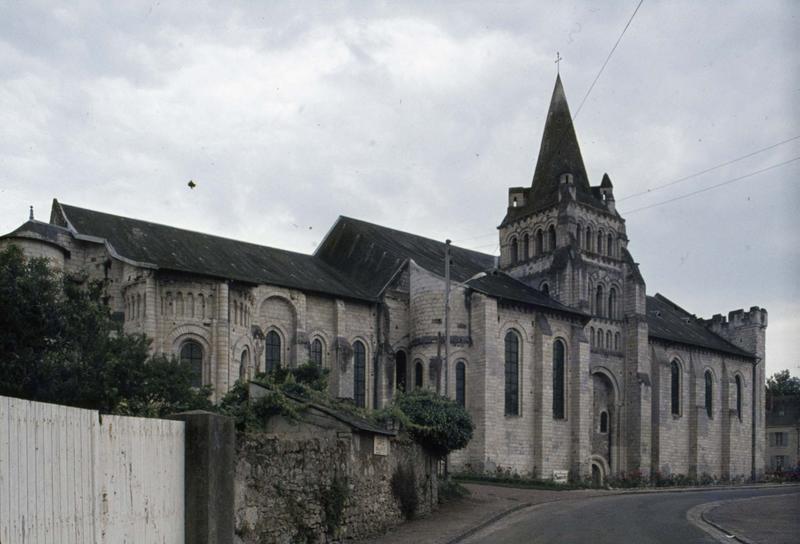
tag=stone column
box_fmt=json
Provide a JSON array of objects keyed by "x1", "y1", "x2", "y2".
[{"x1": 215, "y1": 282, "x2": 230, "y2": 399}]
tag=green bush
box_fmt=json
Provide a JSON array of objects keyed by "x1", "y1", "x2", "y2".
[
  {"x1": 391, "y1": 464, "x2": 419, "y2": 519},
  {"x1": 320, "y1": 474, "x2": 349, "y2": 536},
  {"x1": 392, "y1": 389, "x2": 473, "y2": 458}
]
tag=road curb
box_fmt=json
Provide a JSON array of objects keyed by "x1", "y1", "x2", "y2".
[
  {"x1": 443, "y1": 501, "x2": 532, "y2": 544},
  {"x1": 700, "y1": 505, "x2": 757, "y2": 544}
]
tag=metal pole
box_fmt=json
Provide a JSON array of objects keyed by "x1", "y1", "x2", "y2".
[{"x1": 444, "y1": 239, "x2": 451, "y2": 397}]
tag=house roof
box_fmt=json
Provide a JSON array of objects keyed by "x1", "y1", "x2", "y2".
[
  {"x1": 315, "y1": 216, "x2": 497, "y2": 297},
  {"x1": 766, "y1": 396, "x2": 800, "y2": 427},
  {"x1": 466, "y1": 270, "x2": 589, "y2": 320},
  {"x1": 1, "y1": 220, "x2": 71, "y2": 253},
  {"x1": 646, "y1": 294, "x2": 755, "y2": 359},
  {"x1": 501, "y1": 75, "x2": 608, "y2": 226},
  {"x1": 55, "y1": 201, "x2": 376, "y2": 301}
]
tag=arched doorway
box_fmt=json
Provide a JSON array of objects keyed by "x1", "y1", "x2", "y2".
[
  {"x1": 592, "y1": 463, "x2": 602, "y2": 487},
  {"x1": 591, "y1": 369, "x2": 618, "y2": 476}
]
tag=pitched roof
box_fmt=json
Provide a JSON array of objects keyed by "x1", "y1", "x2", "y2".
[
  {"x1": 315, "y1": 216, "x2": 497, "y2": 297},
  {"x1": 55, "y1": 201, "x2": 375, "y2": 301},
  {"x1": 501, "y1": 75, "x2": 606, "y2": 226},
  {"x1": 466, "y1": 270, "x2": 588, "y2": 320},
  {"x1": 646, "y1": 294, "x2": 755, "y2": 359}
]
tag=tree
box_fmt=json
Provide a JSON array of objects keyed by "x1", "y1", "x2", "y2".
[
  {"x1": 766, "y1": 370, "x2": 800, "y2": 399},
  {"x1": 391, "y1": 389, "x2": 473, "y2": 458},
  {"x1": 0, "y1": 244, "x2": 211, "y2": 416}
]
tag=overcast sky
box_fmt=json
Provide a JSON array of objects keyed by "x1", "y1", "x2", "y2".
[{"x1": 1, "y1": 1, "x2": 797, "y2": 376}]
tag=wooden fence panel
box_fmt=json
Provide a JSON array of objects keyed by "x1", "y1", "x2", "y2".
[{"x1": 0, "y1": 396, "x2": 185, "y2": 543}]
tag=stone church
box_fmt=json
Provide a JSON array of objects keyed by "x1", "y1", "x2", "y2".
[{"x1": 2, "y1": 75, "x2": 766, "y2": 483}]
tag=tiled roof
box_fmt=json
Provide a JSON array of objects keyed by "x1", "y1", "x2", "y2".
[
  {"x1": 466, "y1": 270, "x2": 588, "y2": 320},
  {"x1": 646, "y1": 294, "x2": 755, "y2": 359},
  {"x1": 315, "y1": 216, "x2": 497, "y2": 297},
  {"x1": 57, "y1": 202, "x2": 376, "y2": 301},
  {"x1": 1, "y1": 220, "x2": 71, "y2": 251}
]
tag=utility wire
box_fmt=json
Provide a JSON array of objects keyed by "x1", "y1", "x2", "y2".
[
  {"x1": 621, "y1": 156, "x2": 800, "y2": 215},
  {"x1": 617, "y1": 135, "x2": 800, "y2": 202},
  {"x1": 573, "y1": 0, "x2": 645, "y2": 120}
]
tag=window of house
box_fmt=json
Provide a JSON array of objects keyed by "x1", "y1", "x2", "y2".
[
  {"x1": 180, "y1": 340, "x2": 204, "y2": 388},
  {"x1": 595, "y1": 285, "x2": 604, "y2": 317},
  {"x1": 395, "y1": 351, "x2": 407, "y2": 393},
  {"x1": 353, "y1": 341, "x2": 366, "y2": 408},
  {"x1": 523, "y1": 233, "x2": 530, "y2": 260},
  {"x1": 456, "y1": 360, "x2": 466, "y2": 407},
  {"x1": 239, "y1": 348, "x2": 249, "y2": 381},
  {"x1": 265, "y1": 330, "x2": 281, "y2": 372},
  {"x1": 504, "y1": 331, "x2": 520, "y2": 416},
  {"x1": 414, "y1": 360, "x2": 424, "y2": 388},
  {"x1": 576, "y1": 225, "x2": 583, "y2": 249},
  {"x1": 553, "y1": 339, "x2": 566, "y2": 419},
  {"x1": 599, "y1": 411, "x2": 608, "y2": 433},
  {"x1": 774, "y1": 432, "x2": 787, "y2": 447},
  {"x1": 548, "y1": 225, "x2": 556, "y2": 251},
  {"x1": 597, "y1": 231, "x2": 604, "y2": 255},
  {"x1": 735, "y1": 375, "x2": 742, "y2": 421},
  {"x1": 535, "y1": 229, "x2": 544, "y2": 256},
  {"x1": 608, "y1": 288, "x2": 617, "y2": 320},
  {"x1": 310, "y1": 338, "x2": 323, "y2": 366},
  {"x1": 670, "y1": 360, "x2": 681, "y2": 416},
  {"x1": 605, "y1": 330, "x2": 612, "y2": 349},
  {"x1": 705, "y1": 370, "x2": 713, "y2": 418}
]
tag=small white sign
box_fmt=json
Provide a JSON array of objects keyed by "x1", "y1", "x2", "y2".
[
  {"x1": 374, "y1": 435, "x2": 390, "y2": 456},
  {"x1": 552, "y1": 470, "x2": 569, "y2": 484}
]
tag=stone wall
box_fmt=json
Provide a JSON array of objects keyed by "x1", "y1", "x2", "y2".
[{"x1": 234, "y1": 430, "x2": 437, "y2": 543}]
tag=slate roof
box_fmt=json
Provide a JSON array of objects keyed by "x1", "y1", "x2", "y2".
[
  {"x1": 1, "y1": 220, "x2": 71, "y2": 252},
  {"x1": 646, "y1": 294, "x2": 755, "y2": 359},
  {"x1": 766, "y1": 396, "x2": 800, "y2": 427},
  {"x1": 466, "y1": 270, "x2": 589, "y2": 320},
  {"x1": 56, "y1": 202, "x2": 375, "y2": 301},
  {"x1": 501, "y1": 75, "x2": 607, "y2": 226},
  {"x1": 315, "y1": 216, "x2": 497, "y2": 298}
]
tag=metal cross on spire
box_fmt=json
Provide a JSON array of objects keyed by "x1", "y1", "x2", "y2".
[{"x1": 555, "y1": 51, "x2": 563, "y2": 74}]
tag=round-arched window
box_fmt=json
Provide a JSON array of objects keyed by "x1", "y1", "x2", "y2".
[
  {"x1": 265, "y1": 331, "x2": 281, "y2": 372},
  {"x1": 353, "y1": 341, "x2": 367, "y2": 408},
  {"x1": 310, "y1": 338, "x2": 323, "y2": 366},
  {"x1": 180, "y1": 340, "x2": 204, "y2": 388}
]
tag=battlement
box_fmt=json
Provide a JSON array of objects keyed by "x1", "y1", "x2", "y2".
[{"x1": 702, "y1": 306, "x2": 768, "y2": 333}]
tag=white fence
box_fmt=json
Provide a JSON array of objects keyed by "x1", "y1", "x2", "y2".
[{"x1": 0, "y1": 396, "x2": 185, "y2": 544}]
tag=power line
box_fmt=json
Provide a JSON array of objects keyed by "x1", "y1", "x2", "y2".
[
  {"x1": 621, "y1": 156, "x2": 800, "y2": 215},
  {"x1": 617, "y1": 135, "x2": 800, "y2": 202},
  {"x1": 573, "y1": 0, "x2": 645, "y2": 120}
]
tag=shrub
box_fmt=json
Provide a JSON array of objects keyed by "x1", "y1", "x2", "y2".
[
  {"x1": 391, "y1": 464, "x2": 419, "y2": 519},
  {"x1": 321, "y1": 474, "x2": 349, "y2": 536},
  {"x1": 392, "y1": 389, "x2": 473, "y2": 458}
]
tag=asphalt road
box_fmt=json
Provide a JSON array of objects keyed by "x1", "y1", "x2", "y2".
[{"x1": 460, "y1": 486, "x2": 799, "y2": 544}]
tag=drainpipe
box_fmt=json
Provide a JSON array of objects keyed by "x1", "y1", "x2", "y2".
[{"x1": 751, "y1": 357, "x2": 760, "y2": 482}]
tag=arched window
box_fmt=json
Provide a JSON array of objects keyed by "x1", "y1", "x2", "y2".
[
  {"x1": 606, "y1": 330, "x2": 612, "y2": 349},
  {"x1": 535, "y1": 229, "x2": 544, "y2": 255},
  {"x1": 504, "y1": 331, "x2": 520, "y2": 416},
  {"x1": 180, "y1": 340, "x2": 204, "y2": 388},
  {"x1": 705, "y1": 370, "x2": 713, "y2": 418},
  {"x1": 456, "y1": 360, "x2": 466, "y2": 407},
  {"x1": 523, "y1": 233, "x2": 530, "y2": 260},
  {"x1": 670, "y1": 360, "x2": 681, "y2": 416},
  {"x1": 597, "y1": 328, "x2": 604, "y2": 349},
  {"x1": 614, "y1": 332, "x2": 620, "y2": 351},
  {"x1": 589, "y1": 326, "x2": 595, "y2": 347},
  {"x1": 595, "y1": 285, "x2": 605, "y2": 317},
  {"x1": 608, "y1": 288, "x2": 617, "y2": 320},
  {"x1": 586, "y1": 226, "x2": 593, "y2": 251},
  {"x1": 607, "y1": 233, "x2": 614, "y2": 257},
  {"x1": 240, "y1": 348, "x2": 250, "y2": 381},
  {"x1": 396, "y1": 351, "x2": 407, "y2": 393},
  {"x1": 599, "y1": 411, "x2": 608, "y2": 433},
  {"x1": 310, "y1": 338, "x2": 323, "y2": 366},
  {"x1": 735, "y1": 375, "x2": 742, "y2": 421},
  {"x1": 265, "y1": 331, "x2": 281, "y2": 372},
  {"x1": 548, "y1": 225, "x2": 556, "y2": 251},
  {"x1": 553, "y1": 339, "x2": 566, "y2": 419},
  {"x1": 576, "y1": 225, "x2": 583, "y2": 249},
  {"x1": 353, "y1": 341, "x2": 366, "y2": 408},
  {"x1": 414, "y1": 360, "x2": 424, "y2": 388},
  {"x1": 541, "y1": 282, "x2": 550, "y2": 297},
  {"x1": 597, "y1": 231, "x2": 604, "y2": 255},
  {"x1": 510, "y1": 237, "x2": 519, "y2": 264}
]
